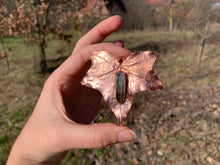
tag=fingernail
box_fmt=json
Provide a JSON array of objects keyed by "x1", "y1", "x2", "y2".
[
  {"x1": 114, "y1": 40, "x2": 124, "y2": 47},
  {"x1": 115, "y1": 15, "x2": 123, "y2": 21},
  {"x1": 118, "y1": 130, "x2": 137, "y2": 143}
]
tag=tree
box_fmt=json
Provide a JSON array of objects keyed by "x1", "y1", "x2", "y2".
[
  {"x1": 25, "y1": 0, "x2": 83, "y2": 73},
  {"x1": 150, "y1": 0, "x2": 194, "y2": 31},
  {"x1": 188, "y1": 0, "x2": 215, "y2": 32},
  {"x1": 1, "y1": 0, "x2": 85, "y2": 73},
  {"x1": 0, "y1": 0, "x2": 11, "y2": 70},
  {"x1": 192, "y1": 0, "x2": 217, "y2": 65},
  {"x1": 1, "y1": 0, "x2": 115, "y2": 73}
]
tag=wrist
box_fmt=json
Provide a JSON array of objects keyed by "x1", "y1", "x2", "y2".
[
  {"x1": 7, "y1": 142, "x2": 64, "y2": 165},
  {"x1": 7, "y1": 153, "x2": 61, "y2": 165}
]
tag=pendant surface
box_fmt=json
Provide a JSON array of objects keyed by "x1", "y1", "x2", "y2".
[{"x1": 81, "y1": 51, "x2": 163, "y2": 126}]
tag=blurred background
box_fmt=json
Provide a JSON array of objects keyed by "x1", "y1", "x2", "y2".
[{"x1": 0, "y1": 0, "x2": 219, "y2": 164}]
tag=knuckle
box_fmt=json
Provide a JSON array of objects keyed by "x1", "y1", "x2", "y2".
[
  {"x1": 43, "y1": 76, "x2": 53, "y2": 89},
  {"x1": 75, "y1": 40, "x2": 83, "y2": 48},
  {"x1": 78, "y1": 49, "x2": 87, "y2": 63},
  {"x1": 90, "y1": 124, "x2": 118, "y2": 148},
  {"x1": 97, "y1": 24, "x2": 108, "y2": 37},
  {"x1": 92, "y1": 132, "x2": 105, "y2": 148},
  {"x1": 43, "y1": 71, "x2": 62, "y2": 90},
  {"x1": 43, "y1": 72, "x2": 56, "y2": 87}
]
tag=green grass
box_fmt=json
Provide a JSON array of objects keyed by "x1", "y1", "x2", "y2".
[
  {"x1": 0, "y1": 32, "x2": 80, "y2": 65},
  {"x1": 0, "y1": 104, "x2": 34, "y2": 165},
  {"x1": 1, "y1": 38, "x2": 38, "y2": 62},
  {"x1": 178, "y1": 68, "x2": 192, "y2": 75},
  {"x1": 0, "y1": 34, "x2": 79, "y2": 164}
]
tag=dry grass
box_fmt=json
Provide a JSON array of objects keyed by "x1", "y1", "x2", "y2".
[{"x1": 0, "y1": 30, "x2": 219, "y2": 165}]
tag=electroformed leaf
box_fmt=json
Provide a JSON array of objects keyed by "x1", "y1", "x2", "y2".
[{"x1": 81, "y1": 51, "x2": 163, "y2": 126}]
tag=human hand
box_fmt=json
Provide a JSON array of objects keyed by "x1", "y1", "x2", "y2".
[{"x1": 7, "y1": 16, "x2": 136, "y2": 165}]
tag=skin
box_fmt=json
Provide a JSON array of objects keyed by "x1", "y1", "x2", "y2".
[{"x1": 7, "y1": 16, "x2": 136, "y2": 165}]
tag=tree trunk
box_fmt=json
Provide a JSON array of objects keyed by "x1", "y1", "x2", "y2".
[
  {"x1": 5, "y1": 55, "x2": 10, "y2": 71},
  {"x1": 76, "y1": 19, "x2": 83, "y2": 37},
  {"x1": 39, "y1": 37, "x2": 47, "y2": 73},
  {"x1": 169, "y1": 5, "x2": 173, "y2": 32},
  {"x1": 34, "y1": 0, "x2": 50, "y2": 73},
  {"x1": 0, "y1": 38, "x2": 10, "y2": 71}
]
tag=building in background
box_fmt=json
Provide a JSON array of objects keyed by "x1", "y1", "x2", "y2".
[
  {"x1": 82, "y1": 0, "x2": 126, "y2": 17},
  {"x1": 212, "y1": 3, "x2": 220, "y2": 10},
  {"x1": 145, "y1": 0, "x2": 189, "y2": 6}
]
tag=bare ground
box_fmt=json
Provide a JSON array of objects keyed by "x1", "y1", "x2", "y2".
[{"x1": 0, "y1": 30, "x2": 219, "y2": 165}]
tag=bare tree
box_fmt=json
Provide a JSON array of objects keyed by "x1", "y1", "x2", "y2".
[
  {"x1": 153, "y1": 0, "x2": 193, "y2": 31},
  {"x1": 190, "y1": 0, "x2": 216, "y2": 65},
  {"x1": 1, "y1": 0, "x2": 117, "y2": 73},
  {"x1": 1, "y1": 0, "x2": 84, "y2": 73},
  {"x1": 0, "y1": 0, "x2": 10, "y2": 70}
]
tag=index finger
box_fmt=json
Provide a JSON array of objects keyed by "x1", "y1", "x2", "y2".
[{"x1": 74, "y1": 15, "x2": 123, "y2": 52}]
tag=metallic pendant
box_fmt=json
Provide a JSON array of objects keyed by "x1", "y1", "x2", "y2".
[{"x1": 81, "y1": 51, "x2": 163, "y2": 126}]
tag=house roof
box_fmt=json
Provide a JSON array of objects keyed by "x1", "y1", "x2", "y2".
[
  {"x1": 212, "y1": 3, "x2": 220, "y2": 10},
  {"x1": 145, "y1": 0, "x2": 188, "y2": 6},
  {"x1": 145, "y1": 0, "x2": 170, "y2": 6}
]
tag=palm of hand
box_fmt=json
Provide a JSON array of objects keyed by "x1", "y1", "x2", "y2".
[{"x1": 63, "y1": 84, "x2": 102, "y2": 124}]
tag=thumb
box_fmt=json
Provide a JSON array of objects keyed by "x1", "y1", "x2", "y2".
[{"x1": 64, "y1": 123, "x2": 136, "y2": 149}]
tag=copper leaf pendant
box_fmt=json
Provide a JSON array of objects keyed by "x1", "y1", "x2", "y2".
[{"x1": 81, "y1": 51, "x2": 163, "y2": 126}]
